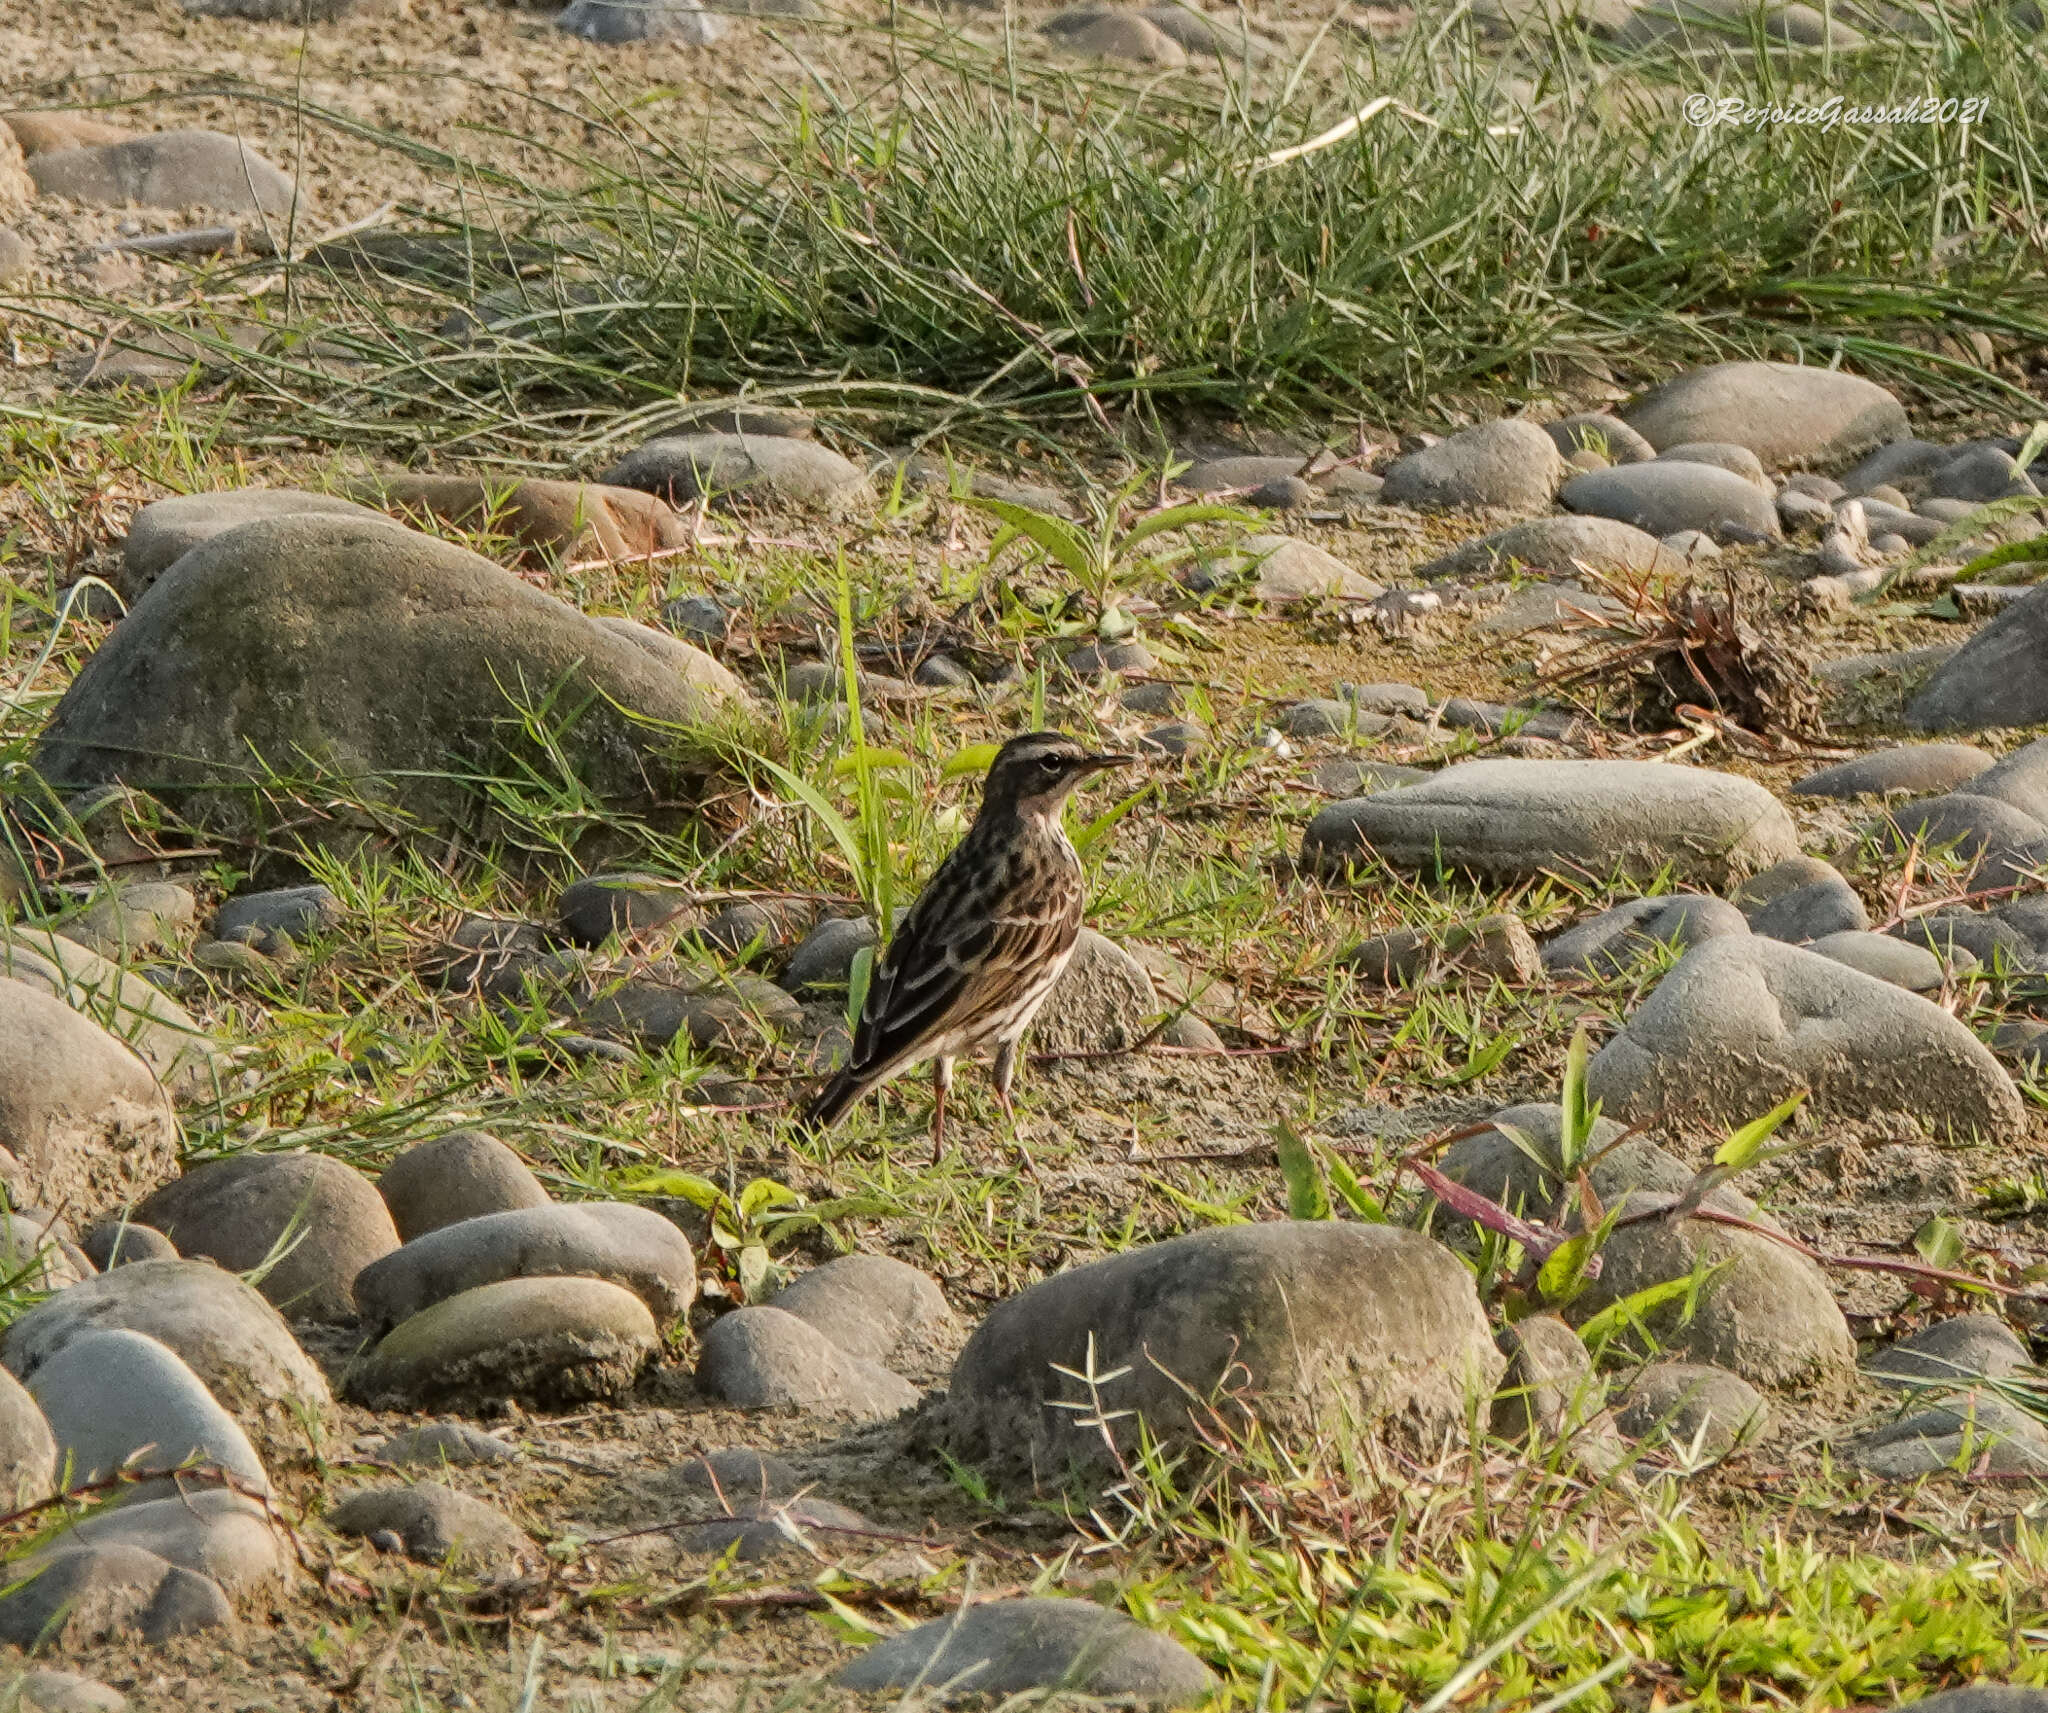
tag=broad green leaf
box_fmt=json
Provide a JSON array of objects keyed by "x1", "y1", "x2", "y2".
[
  {"x1": 1712, "y1": 1090, "x2": 1808, "y2": 1170},
  {"x1": 739, "y1": 1177, "x2": 804, "y2": 1219},
  {"x1": 737, "y1": 1243, "x2": 774, "y2": 1300},
  {"x1": 942, "y1": 742, "x2": 1002, "y2": 781},
  {"x1": 1151, "y1": 1179, "x2": 1250, "y2": 1226},
  {"x1": 1575, "y1": 1273, "x2": 1701, "y2": 1353},
  {"x1": 969, "y1": 497, "x2": 1095, "y2": 581},
  {"x1": 1116, "y1": 501, "x2": 1258, "y2": 557},
  {"x1": 1560, "y1": 1023, "x2": 1594, "y2": 1163},
  {"x1": 1275, "y1": 1120, "x2": 1330, "y2": 1220},
  {"x1": 618, "y1": 1168, "x2": 724, "y2": 1207},
  {"x1": 1536, "y1": 1230, "x2": 1598, "y2": 1306},
  {"x1": 1323, "y1": 1147, "x2": 1388, "y2": 1222},
  {"x1": 845, "y1": 944, "x2": 874, "y2": 1032},
  {"x1": 831, "y1": 748, "x2": 915, "y2": 776},
  {"x1": 1914, "y1": 1213, "x2": 1967, "y2": 1271}
]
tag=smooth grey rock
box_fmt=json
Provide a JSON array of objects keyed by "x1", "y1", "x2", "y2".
[
  {"x1": 26, "y1": 1329, "x2": 263, "y2": 1499},
  {"x1": 1302, "y1": 760, "x2": 1800, "y2": 888},
  {"x1": 696, "y1": 1307, "x2": 917, "y2": 1422},
  {"x1": 211, "y1": 884, "x2": 339, "y2": 952},
  {"x1": 602, "y1": 433, "x2": 863, "y2": 510},
  {"x1": 1341, "y1": 682, "x2": 1431, "y2": 715},
  {"x1": 1311, "y1": 759, "x2": 1428, "y2": 797},
  {"x1": 346, "y1": 1277, "x2": 657, "y2": 1409},
  {"x1": 1234, "y1": 535, "x2": 1383, "y2": 603},
  {"x1": 763, "y1": 1256, "x2": 960, "y2": 1371},
  {"x1": 1491, "y1": 1315, "x2": 1604, "y2": 1441},
  {"x1": 3, "y1": 1259, "x2": 332, "y2": 1433},
  {"x1": 0, "y1": 1544, "x2": 231, "y2": 1645},
  {"x1": 697, "y1": 899, "x2": 815, "y2": 961},
  {"x1": 1621, "y1": 361, "x2": 1907, "y2": 468},
  {"x1": 941, "y1": 1223, "x2": 1499, "y2": 1480},
  {"x1": 328, "y1": 1483, "x2": 537, "y2": 1570},
  {"x1": 663, "y1": 594, "x2": 730, "y2": 648},
  {"x1": 779, "y1": 917, "x2": 876, "y2": 995},
  {"x1": 0, "y1": 978, "x2": 178, "y2": 1221},
  {"x1": 1430, "y1": 1104, "x2": 1724, "y2": 1235},
  {"x1": 1064, "y1": 638, "x2": 1155, "y2": 680},
  {"x1": 1890, "y1": 911, "x2": 2033, "y2": 970},
  {"x1": 556, "y1": 0, "x2": 726, "y2": 40},
  {"x1": 376, "y1": 1131, "x2": 550, "y2": 1243},
  {"x1": 134, "y1": 1154, "x2": 397, "y2": 1325},
  {"x1": 49, "y1": 1489, "x2": 281, "y2": 1594},
  {"x1": 1543, "y1": 414, "x2": 1655, "y2": 464},
  {"x1": 1657, "y1": 440, "x2": 1768, "y2": 488},
  {"x1": 1559, "y1": 462, "x2": 1781, "y2": 544},
  {"x1": 674, "y1": 1446, "x2": 800, "y2": 1500},
  {"x1": 1881, "y1": 793, "x2": 2048, "y2": 891},
  {"x1": 1841, "y1": 438, "x2": 1950, "y2": 497},
  {"x1": 1540, "y1": 894, "x2": 1749, "y2": 976},
  {"x1": 26, "y1": 132, "x2": 296, "y2": 219},
  {"x1": 1378, "y1": 418, "x2": 1565, "y2": 512},
  {"x1": 1572, "y1": 1192, "x2": 1853, "y2": 1392},
  {"x1": 1777, "y1": 488, "x2": 1833, "y2": 533},
  {"x1": 1847, "y1": 1393, "x2": 2048, "y2": 1478},
  {"x1": 1473, "y1": 580, "x2": 1627, "y2": 637},
  {"x1": 1615, "y1": 1362, "x2": 1770, "y2": 1453},
  {"x1": 121, "y1": 491, "x2": 384, "y2": 599},
  {"x1": 0, "y1": 1366, "x2": 54, "y2": 1508},
  {"x1": 1029, "y1": 929, "x2": 1156, "y2": 1055},
  {"x1": 1932, "y1": 443, "x2": 2039, "y2": 503},
  {"x1": 557, "y1": 873, "x2": 691, "y2": 946},
  {"x1": 0, "y1": 1670, "x2": 129, "y2": 1713},
  {"x1": 59, "y1": 883, "x2": 195, "y2": 962},
  {"x1": 353, "y1": 1202, "x2": 694, "y2": 1331},
  {"x1": 1585, "y1": 937, "x2": 2022, "y2": 1136},
  {"x1": 1791, "y1": 744, "x2": 1994, "y2": 800},
  {"x1": 373, "y1": 1422, "x2": 518, "y2": 1468},
  {"x1": 1865, "y1": 1314, "x2": 2034, "y2": 1389},
  {"x1": 1731, "y1": 856, "x2": 1868, "y2": 943},
  {"x1": 1960, "y1": 737, "x2": 2048, "y2": 826},
  {"x1": 671, "y1": 1496, "x2": 871, "y2": 1562},
  {"x1": 33, "y1": 515, "x2": 749, "y2": 843},
  {"x1": 1808, "y1": 930, "x2": 1945, "y2": 991},
  {"x1": 836, "y1": 1598, "x2": 1215, "y2": 1705},
  {"x1": 577, "y1": 967, "x2": 803, "y2": 1052},
  {"x1": 1908, "y1": 586, "x2": 2048, "y2": 732}
]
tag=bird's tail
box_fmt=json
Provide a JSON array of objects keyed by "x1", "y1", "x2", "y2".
[{"x1": 799, "y1": 1066, "x2": 868, "y2": 1134}]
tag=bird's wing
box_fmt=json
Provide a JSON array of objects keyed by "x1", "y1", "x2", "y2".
[{"x1": 850, "y1": 861, "x2": 1078, "y2": 1079}]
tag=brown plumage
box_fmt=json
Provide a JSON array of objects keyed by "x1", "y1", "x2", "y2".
[{"x1": 802, "y1": 731, "x2": 1135, "y2": 1157}]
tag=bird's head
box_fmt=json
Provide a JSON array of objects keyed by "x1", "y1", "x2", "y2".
[{"x1": 982, "y1": 731, "x2": 1136, "y2": 819}]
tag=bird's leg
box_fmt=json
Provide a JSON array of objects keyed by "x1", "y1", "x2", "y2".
[
  {"x1": 991, "y1": 1036, "x2": 1040, "y2": 1181},
  {"x1": 929, "y1": 1056, "x2": 953, "y2": 1166}
]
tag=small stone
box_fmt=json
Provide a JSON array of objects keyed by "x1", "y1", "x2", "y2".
[
  {"x1": 328, "y1": 1484, "x2": 537, "y2": 1571},
  {"x1": 663, "y1": 595, "x2": 730, "y2": 648},
  {"x1": 26, "y1": 132, "x2": 296, "y2": 219},
  {"x1": 914, "y1": 654, "x2": 975, "y2": 689},
  {"x1": 1777, "y1": 488, "x2": 1834, "y2": 533},
  {"x1": 25, "y1": 1328, "x2": 265, "y2": 1499},
  {"x1": 1841, "y1": 438, "x2": 1951, "y2": 497},
  {"x1": 1031, "y1": 929, "x2": 1157, "y2": 1054},
  {"x1": 1661, "y1": 528, "x2": 1721, "y2": 563},
  {"x1": 1120, "y1": 679, "x2": 1180, "y2": 715},
  {"x1": 1790, "y1": 744, "x2": 1993, "y2": 800},
  {"x1": 1311, "y1": 759, "x2": 1426, "y2": 796},
  {"x1": 779, "y1": 917, "x2": 877, "y2": 996},
  {"x1": 1808, "y1": 929, "x2": 1945, "y2": 992},
  {"x1": 577, "y1": 969, "x2": 803, "y2": 1053},
  {"x1": 1931, "y1": 443, "x2": 2039, "y2": 503},
  {"x1": 1909, "y1": 585, "x2": 2048, "y2": 732},
  {"x1": 674, "y1": 1447, "x2": 800, "y2": 1500},
  {"x1": 836, "y1": 1598, "x2": 1215, "y2": 1706},
  {"x1": 1378, "y1": 418, "x2": 1565, "y2": 512},
  {"x1": 1158, "y1": 1013, "x2": 1225, "y2": 1051},
  {"x1": 696, "y1": 1307, "x2": 918, "y2": 1421},
  {"x1": 763, "y1": 1255, "x2": 960, "y2": 1371},
  {"x1": 671, "y1": 1496, "x2": 873, "y2": 1561},
  {"x1": 1881, "y1": 793, "x2": 2048, "y2": 891},
  {"x1": 558, "y1": 873, "x2": 693, "y2": 946},
  {"x1": 1614, "y1": 1362, "x2": 1770, "y2": 1454},
  {"x1": 1474, "y1": 580, "x2": 1627, "y2": 637},
  {"x1": 1043, "y1": 9, "x2": 1189, "y2": 62},
  {"x1": 555, "y1": 0, "x2": 725, "y2": 39},
  {"x1": 698, "y1": 899, "x2": 815, "y2": 961},
  {"x1": 134, "y1": 1154, "x2": 399, "y2": 1324},
  {"x1": 1275, "y1": 698, "x2": 1362, "y2": 739},
  {"x1": 1847, "y1": 1394, "x2": 2048, "y2": 1479},
  {"x1": 1138, "y1": 720, "x2": 1207, "y2": 758},
  {"x1": 1730, "y1": 856, "x2": 1868, "y2": 943},
  {"x1": 0, "y1": 1544, "x2": 231, "y2": 1646},
  {"x1": 1234, "y1": 535, "x2": 1384, "y2": 604},
  {"x1": 345, "y1": 1277, "x2": 658, "y2": 1409},
  {"x1": 191, "y1": 940, "x2": 275, "y2": 982},
  {"x1": 0, "y1": 1366, "x2": 54, "y2": 1508},
  {"x1": 41, "y1": 1488, "x2": 281, "y2": 1595},
  {"x1": 1585, "y1": 937, "x2": 2021, "y2": 1136},
  {"x1": 1558, "y1": 462, "x2": 1781, "y2": 544},
  {"x1": 1620, "y1": 361, "x2": 1906, "y2": 468},
  {"x1": 1657, "y1": 440, "x2": 1769, "y2": 488},
  {"x1": 1540, "y1": 894, "x2": 1750, "y2": 976},
  {"x1": 353, "y1": 1202, "x2": 695, "y2": 1331},
  {"x1": 0, "y1": 1670, "x2": 130, "y2": 1713},
  {"x1": 1865, "y1": 1314, "x2": 2033, "y2": 1389},
  {"x1": 374, "y1": 1422, "x2": 519, "y2": 1468},
  {"x1": 211, "y1": 884, "x2": 339, "y2": 951},
  {"x1": 377, "y1": 1131, "x2": 551, "y2": 1243},
  {"x1": 1341, "y1": 682, "x2": 1431, "y2": 715},
  {"x1": 601, "y1": 433, "x2": 863, "y2": 510},
  {"x1": 1543, "y1": 414, "x2": 1655, "y2": 463},
  {"x1": 1248, "y1": 476, "x2": 1315, "y2": 510},
  {"x1": 1965, "y1": 736, "x2": 2048, "y2": 825},
  {"x1": 1891, "y1": 910, "x2": 2032, "y2": 970},
  {"x1": 1334, "y1": 926, "x2": 1434, "y2": 987},
  {"x1": 1491, "y1": 1315, "x2": 1603, "y2": 1441},
  {"x1": 1064, "y1": 638, "x2": 1155, "y2": 680}
]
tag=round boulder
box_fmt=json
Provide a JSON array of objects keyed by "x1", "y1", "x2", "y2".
[
  {"x1": 376, "y1": 1131, "x2": 550, "y2": 1242},
  {"x1": 1619, "y1": 361, "x2": 1908, "y2": 468},
  {"x1": 1378, "y1": 419, "x2": 1565, "y2": 512}
]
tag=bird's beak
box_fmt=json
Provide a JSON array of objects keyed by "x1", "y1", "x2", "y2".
[{"x1": 1079, "y1": 752, "x2": 1139, "y2": 776}]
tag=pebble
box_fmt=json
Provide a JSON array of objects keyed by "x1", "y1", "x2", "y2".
[
  {"x1": 60, "y1": 882, "x2": 196, "y2": 962},
  {"x1": 1965, "y1": 736, "x2": 2048, "y2": 824},
  {"x1": 662, "y1": 595, "x2": 730, "y2": 648},
  {"x1": 674, "y1": 1446, "x2": 800, "y2": 1500},
  {"x1": 1776, "y1": 488, "x2": 1833, "y2": 533},
  {"x1": 1045, "y1": 7, "x2": 1189, "y2": 60},
  {"x1": 3, "y1": 1258, "x2": 333, "y2": 1433},
  {"x1": 1491, "y1": 1315, "x2": 1604, "y2": 1442},
  {"x1": 1558, "y1": 461, "x2": 1781, "y2": 544},
  {"x1": 556, "y1": 0, "x2": 726, "y2": 40},
  {"x1": 1140, "y1": 720, "x2": 1207, "y2": 758},
  {"x1": 369, "y1": 475, "x2": 685, "y2": 565},
  {"x1": 672, "y1": 1497, "x2": 871, "y2": 1561},
  {"x1": 942, "y1": 1222, "x2": 1498, "y2": 1481},
  {"x1": 1730, "y1": 856, "x2": 1868, "y2": 943},
  {"x1": 1847, "y1": 1394, "x2": 2048, "y2": 1478},
  {"x1": 1030, "y1": 929, "x2": 1158, "y2": 1055},
  {"x1": 1311, "y1": 758, "x2": 1426, "y2": 796},
  {"x1": 46, "y1": 1487, "x2": 281, "y2": 1595},
  {"x1": 1807, "y1": 928, "x2": 1945, "y2": 992},
  {"x1": 1881, "y1": 793, "x2": 2048, "y2": 891},
  {"x1": 1377, "y1": 418, "x2": 1565, "y2": 511},
  {"x1": 0, "y1": 976, "x2": 179, "y2": 1219},
  {"x1": 1539, "y1": 893, "x2": 1750, "y2": 976},
  {"x1": 1235, "y1": 535, "x2": 1385, "y2": 603},
  {"x1": 696, "y1": 1307, "x2": 918, "y2": 1421},
  {"x1": 835, "y1": 1597, "x2": 1215, "y2": 1706},
  {"x1": 1656, "y1": 440, "x2": 1768, "y2": 488},
  {"x1": 914, "y1": 654, "x2": 975, "y2": 689},
  {"x1": 1584, "y1": 936, "x2": 2021, "y2": 1136},
  {"x1": 1614, "y1": 1362, "x2": 1770, "y2": 1454},
  {"x1": 1930, "y1": 443, "x2": 2038, "y2": 503},
  {"x1": 26, "y1": 1328, "x2": 265, "y2": 1499},
  {"x1": 558, "y1": 872, "x2": 694, "y2": 945},
  {"x1": 0, "y1": 1671, "x2": 130, "y2": 1713},
  {"x1": 602, "y1": 433, "x2": 864, "y2": 510},
  {"x1": 698, "y1": 899, "x2": 816, "y2": 961},
  {"x1": 1542, "y1": 413, "x2": 1655, "y2": 463},
  {"x1": 328, "y1": 1484, "x2": 537, "y2": 1571},
  {"x1": 377, "y1": 1131, "x2": 551, "y2": 1242},
  {"x1": 1064, "y1": 638, "x2": 1155, "y2": 679},
  {"x1": 1908, "y1": 586, "x2": 2048, "y2": 731},
  {"x1": 1790, "y1": 743, "x2": 1993, "y2": 800},
  {"x1": 1867, "y1": 1314, "x2": 2033, "y2": 1390},
  {"x1": 779, "y1": 916, "x2": 877, "y2": 996},
  {"x1": 26, "y1": 131, "x2": 296, "y2": 218},
  {"x1": 1303, "y1": 759, "x2": 1799, "y2": 888},
  {"x1": 577, "y1": 968, "x2": 804, "y2": 1052},
  {"x1": 212, "y1": 883, "x2": 340, "y2": 951},
  {"x1": 345, "y1": 1276, "x2": 657, "y2": 1409},
  {"x1": 0, "y1": 1366, "x2": 54, "y2": 1508},
  {"x1": 373, "y1": 1422, "x2": 519, "y2": 1468},
  {"x1": 0, "y1": 1543, "x2": 231, "y2": 1645},
  {"x1": 1619, "y1": 360, "x2": 1907, "y2": 468},
  {"x1": 1841, "y1": 438, "x2": 1950, "y2": 497},
  {"x1": 763, "y1": 1255, "x2": 961, "y2": 1371},
  {"x1": 353, "y1": 1202, "x2": 696, "y2": 1332},
  {"x1": 134, "y1": 1153, "x2": 399, "y2": 1324}
]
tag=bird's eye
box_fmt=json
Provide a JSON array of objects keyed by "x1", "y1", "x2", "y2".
[{"x1": 1040, "y1": 756, "x2": 1065, "y2": 773}]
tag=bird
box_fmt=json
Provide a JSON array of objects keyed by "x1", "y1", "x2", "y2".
[{"x1": 802, "y1": 731, "x2": 1135, "y2": 1160}]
